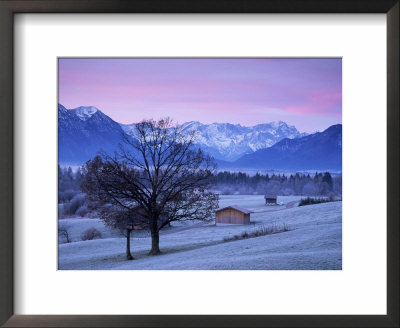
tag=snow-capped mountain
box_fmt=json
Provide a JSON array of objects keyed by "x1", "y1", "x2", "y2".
[
  {"x1": 218, "y1": 124, "x2": 342, "y2": 171},
  {"x1": 59, "y1": 103, "x2": 339, "y2": 171},
  {"x1": 58, "y1": 104, "x2": 126, "y2": 164},
  {"x1": 122, "y1": 120, "x2": 306, "y2": 162}
]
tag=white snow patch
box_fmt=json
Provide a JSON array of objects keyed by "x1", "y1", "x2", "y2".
[{"x1": 73, "y1": 106, "x2": 99, "y2": 121}]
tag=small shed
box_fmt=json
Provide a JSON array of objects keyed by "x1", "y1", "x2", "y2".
[
  {"x1": 264, "y1": 194, "x2": 277, "y2": 205},
  {"x1": 215, "y1": 205, "x2": 253, "y2": 225}
]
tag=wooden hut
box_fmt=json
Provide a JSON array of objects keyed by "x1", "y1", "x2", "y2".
[
  {"x1": 215, "y1": 205, "x2": 252, "y2": 225},
  {"x1": 264, "y1": 194, "x2": 277, "y2": 205}
]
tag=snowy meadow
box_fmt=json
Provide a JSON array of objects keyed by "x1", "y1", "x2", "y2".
[{"x1": 58, "y1": 195, "x2": 342, "y2": 270}]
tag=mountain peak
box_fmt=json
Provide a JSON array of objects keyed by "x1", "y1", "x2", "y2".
[
  {"x1": 181, "y1": 121, "x2": 203, "y2": 131},
  {"x1": 58, "y1": 103, "x2": 68, "y2": 112},
  {"x1": 269, "y1": 120, "x2": 289, "y2": 128},
  {"x1": 72, "y1": 106, "x2": 99, "y2": 121},
  {"x1": 175, "y1": 120, "x2": 303, "y2": 161}
]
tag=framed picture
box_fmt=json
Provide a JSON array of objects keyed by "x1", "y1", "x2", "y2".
[
  {"x1": 57, "y1": 57, "x2": 343, "y2": 270},
  {"x1": 0, "y1": 0, "x2": 398, "y2": 327}
]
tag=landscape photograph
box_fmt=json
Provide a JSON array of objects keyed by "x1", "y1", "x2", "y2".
[{"x1": 58, "y1": 58, "x2": 342, "y2": 270}]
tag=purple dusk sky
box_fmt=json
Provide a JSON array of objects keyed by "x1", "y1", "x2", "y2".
[{"x1": 58, "y1": 58, "x2": 341, "y2": 133}]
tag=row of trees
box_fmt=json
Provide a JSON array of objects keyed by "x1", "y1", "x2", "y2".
[
  {"x1": 59, "y1": 167, "x2": 341, "y2": 205},
  {"x1": 212, "y1": 171, "x2": 342, "y2": 196}
]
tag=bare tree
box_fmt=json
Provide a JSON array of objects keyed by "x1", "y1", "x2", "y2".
[
  {"x1": 58, "y1": 223, "x2": 71, "y2": 243},
  {"x1": 81, "y1": 118, "x2": 219, "y2": 257}
]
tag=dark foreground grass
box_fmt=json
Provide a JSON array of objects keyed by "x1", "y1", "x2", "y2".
[
  {"x1": 298, "y1": 197, "x2": 338, "y2": 207},
  {"x1": 223, "y1": 223, "x2": 291, "y2": 242}
]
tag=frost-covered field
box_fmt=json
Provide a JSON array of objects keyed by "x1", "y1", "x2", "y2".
[{"x1": 58, "y1": 195, "x2": 342, "y2": 270}]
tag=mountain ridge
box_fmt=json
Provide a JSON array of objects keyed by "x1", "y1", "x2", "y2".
[
  {"x1": 122, "y1": 119, "x2": 306, "y2": 161},
  {"x1": 58, "y1": 104, "x2": 341, "y2": 171},
  {"x1": 217, "y1": 124, "x2": 342, "y2": 171}
]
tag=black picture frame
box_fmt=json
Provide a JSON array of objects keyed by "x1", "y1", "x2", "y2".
[{"x1": 0, "y1": 1, "x2": 398, "y2": 327}]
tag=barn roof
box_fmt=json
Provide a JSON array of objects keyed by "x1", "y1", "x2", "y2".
[{"x1": 215, "y1": 205, "x2": 253, "y2": 214}]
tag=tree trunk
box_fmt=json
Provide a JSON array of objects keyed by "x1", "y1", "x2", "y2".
[
  {"x1": 149, "y1": 218, "x2": 161, "y2": 255},
  {"x1": 149, "y1": 231, "x2": 160, "y2": 255},
  {"x1": 126, "y1": 229, "x2": 133, "y2": 260}
]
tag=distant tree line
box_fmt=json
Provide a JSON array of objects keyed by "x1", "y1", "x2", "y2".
[
  {"x1": 211, "y1": 171, "x2": 342, "y2": 196},
  {"x1": 59, "y1": 167, "x2": 342, "y2": 216}
]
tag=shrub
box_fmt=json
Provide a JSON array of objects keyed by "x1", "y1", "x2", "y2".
[
  {"x1": 63, "y1": 193, "x2": 86, "y2": 216},
  {"x1": 81, "y1": 227, "x2": 102, "y2": 241},
  {"x1": 76, "y1": 205, "x2": 89, "y2": 217},
  {"x1": 69, "y1": 194, "x2": 86, "y2": 213},
  {"x1": 298, "y1": 197, "x2": 337, "y2": 207},
  {"x1": 223, "y1": 223, "x2": 291, "y2": 242},
  {"x1": 58, "y1": 189, "x2": 77, "y2": 203}
]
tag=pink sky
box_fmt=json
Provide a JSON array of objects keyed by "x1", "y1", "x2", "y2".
[{"x1": 58, "y1": 58, "x2": 341, "y2": 133}]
